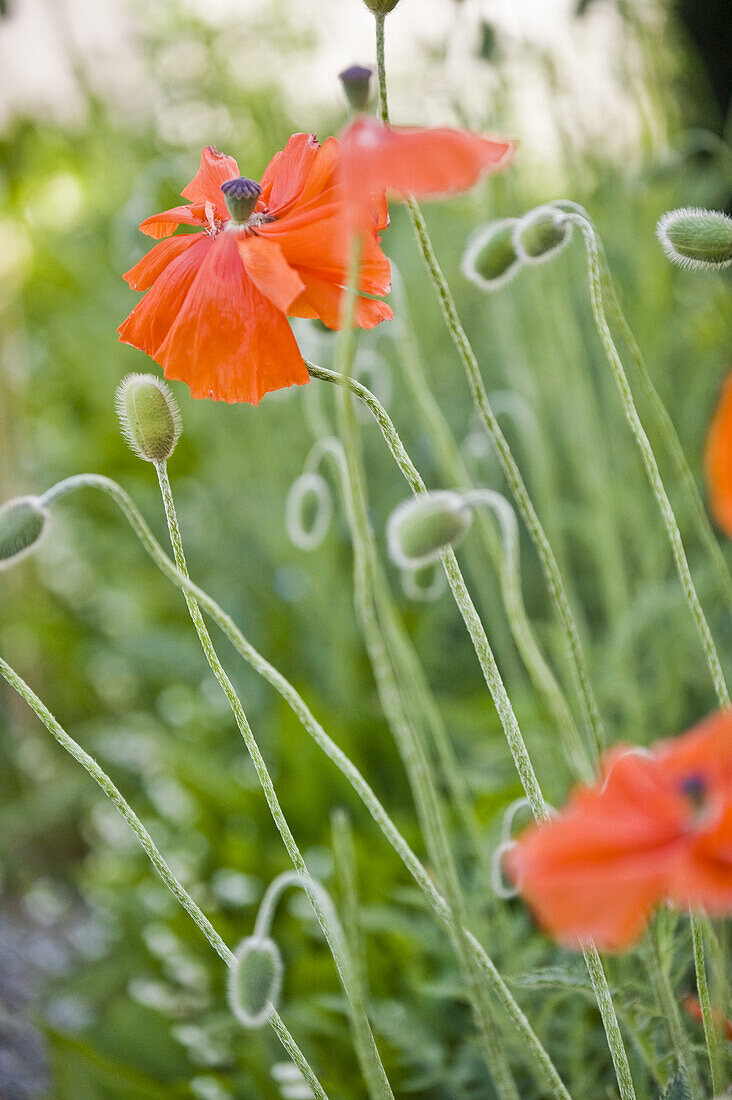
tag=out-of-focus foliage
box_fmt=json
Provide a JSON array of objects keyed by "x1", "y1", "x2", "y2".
[{"x1": 0, "y1": 1, "x2": 730, "y2": 1097}]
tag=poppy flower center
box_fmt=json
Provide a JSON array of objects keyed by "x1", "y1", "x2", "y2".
[{"x1": 221, "y1": 176, "x2": 262, "y2": 225}]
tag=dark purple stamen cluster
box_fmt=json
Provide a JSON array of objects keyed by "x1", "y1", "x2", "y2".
[{"x1": 681, "y1": 774, "x2": 707, "y2": 810}]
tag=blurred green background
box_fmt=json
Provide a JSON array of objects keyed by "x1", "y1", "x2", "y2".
[{"x1": 0, "y1": 0, "x2": 730, "y2": 1096}]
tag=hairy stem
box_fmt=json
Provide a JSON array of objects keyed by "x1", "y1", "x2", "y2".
[
  {"x1": 37, "y1": 472, "x2": 573, "y2": 1100},
  {"x1": 0, "y1": 656, "x2": 327, "y2": 1100}
]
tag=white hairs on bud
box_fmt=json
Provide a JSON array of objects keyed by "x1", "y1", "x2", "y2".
[
  {"x1": 285, "y1": 473, "x2": 332, "y2": 551},
  {"x1": 656, "y1": 207, "x2": 732, "y2": 271},
  {"x1": 513, "y1": 204, "x2": 573, "y2": 266},
  {"x1": 0, "y1": 496, "x2": 50, "y2": 571},
  {"x1": 461, "y1": 218, "x2": 523, "y2": 292},
  {"x1": 227, "y1": 935, "x2": 283, "y2": 1029},
  {"x1": 115, "y1": 373, "x2": 182, "y2": 463}
]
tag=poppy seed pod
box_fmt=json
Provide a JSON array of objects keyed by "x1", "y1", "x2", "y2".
[
  {"x1": 388, "y1": 491, "x2": 473, "y2": 569},
  {"x1": 656, "y1": 207, "x2": 732, "y2": 271},
  {"x1": 220, "y1": 176, "x2": 262, "y2": 224},
  {"x1": 338, "y1": 64, "x2": 374, "y2": 112},
  {"x1": 514, "y1": 205, "x2": 572, "y2": 264},
  {"x1": 0, "y1": 496, "x2": 49, "y2": 569},
  {"x1": 227, "y1": 935, "x2": 283, "y2": 1029},
  {"x1": 462, "y1": 218, "x2": 522, "y2": 291},
  {"x1": 115, "y1": 374, "x2": 182, "y2": 464}
]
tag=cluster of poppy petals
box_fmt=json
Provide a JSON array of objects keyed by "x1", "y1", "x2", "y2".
[
  {"x1": 118, "y1": 121, "x2": 515, "y2": 404},
  {"x1": 507, "y1": 710, "x2": 732, "y2": 951}
]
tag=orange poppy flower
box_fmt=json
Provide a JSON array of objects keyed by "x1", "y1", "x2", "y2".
[
  {"x1": 705, "y1": 371, "x2": 732, "y2": 537},
  {"x1": 338, "y1": 117, "x2": 515, "y2": 233},
  {"x1": 507, "y1": 711, "x2": 732, "y2": 950},
  {"x1": 118, "y1": 138, "x2": 392, "y2": 404}
]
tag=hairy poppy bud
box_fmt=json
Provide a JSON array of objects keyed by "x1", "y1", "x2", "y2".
[
  {"x1": 227, "y1": 935, "x2": 282, "y2": 1029},
  {"x1": 0, "y1": 496, "x2": 48, "y2": 568},
  {"x1": 462, "y1": 218, "x2": 522, "y2": 290},
  {"x1": 220, "y1": 176, "x2": 262, "y2": 224},
  {"x1": 116, "y1": 374, "x2": 182, "y2": 464},
  {"x1": 362, "y1": 0, "x2": 400, "y2": 13},
  {"x1": 656, "y1": 207, "x2": 732, "y2": 271},
  {"x1": 514, "y1": 205, "x2": 572, "y2": 264},
  {"x1": 339, "y1": 64, "x2": 374, "y2": 112},
  {"x1": 387, "y1": 491, "x2": 473, "y2": 568},
  {"x1": 286, "y1": 473, "x2": 332, "y2": 551}
]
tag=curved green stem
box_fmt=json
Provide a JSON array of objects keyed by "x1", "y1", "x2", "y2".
[
  {"x1": 0, "y1": 656, "x2": 327, "y2": 1100},
  {"x1": 307, "y1": 361, "x2": 636, "y2": 1098},
  {"x1": 153, "y1": 462, "x2": 393, "y2": 1100},
  {"x1": 554, "y1": 199, "x2": 732, "y2": 617},
  {"x1": 39, "y1": 471, "x2": 572, "y2": 1100},
  {"x1": 692, "y1": 915, "x2": 724, "y2": 1096},
  {"x1": 563, "y1": 210, "x2": 729, "y2": 708},
  {"x1": 333, "y1": 244, "x2": 520, "y2": 1099}
]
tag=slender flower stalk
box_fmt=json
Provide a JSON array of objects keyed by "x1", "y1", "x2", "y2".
[
  {"x1": 0, "y1": 656, "x2": 327, "y2": 1100},
  {"x1": 35, "y1": 471, "x2": 573, "y2": 1099},
  {"x1": 555, "y1": 201, "x2": 732, "y2": 616},
  {"x1": 641, "y1": 932, "x2": 703, "y2": 1099},
  {"x1": 372, "y1": 31, "x2": 603, "y2": 761},
  {"x1": 152, "y1": 461, "x2": 394, "y2": 1100},
  {"x1": 691, "y1": 916, "x2": 724, "y2": 1096},
  {"x1": 386, "y1": 272, "x2": 590, "y2": 779},
  {"x1": 332, "y1": 243, "x2": 521, "y2": 1099},
  {"x1": 560, "y1": 207, "x2": 730, "y2": 708},
  {"x1": 307, "y1": 361, "x2": 637, "y2": 1100}
]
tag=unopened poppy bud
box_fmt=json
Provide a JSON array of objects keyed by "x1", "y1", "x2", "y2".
[
  {"x1": 514, "y1": 205, "x2": 572, "y2": 264},
  {"x1": 227, "y1": 936, "x2": 282, "y2": 1028},
  {"x1": 656, "y1": 207, "x2": 732, "y2": 271},
  {"x1": 339, "y1": 65, "x2": 374, "y2": 112},
  {"x1": 462, "y1": 218, "x2": 522, "y2": 291},
  {"x1": 220, "y1": 176, "x2": 262, "y2": 224},
  {"x1": 362, "y1": 0, "x2": 400, "y2": 13},
  {"x1": 0, "y1": 496, "x2": 49, "y2": 568},
  {"x1": 387, "y1": 491, "x2": 473, "y2": 568},
  {"x1": 116, "y1": 373, "x2": 182, "y2": 464}
]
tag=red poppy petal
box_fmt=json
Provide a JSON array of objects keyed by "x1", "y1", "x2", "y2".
[
  {"x1": 706, "y1": 372, "x2": 732, "y2": 538},
  {"x1": 342, "y1": 117, "x2": 514, "y2": 196},
  {"x1": 118, "y1": 235, "x2": 213, "y2": 357},
  {"x1": 154, "y1": 231, "x2": 308, "y2": 404},
  {"x1": 139, "y1": 204, "x2": 208, "y2": 239},
  {"x1": 123, "y1": 235, "x2": 200, "y2": 291},
  {"x1": 289, "y1": 271, "x2": 393, "y2": 330},
  {"x1": 669, "y1": 802, "x2": 732, "y2": 914},
  {"x1": 258, "y1": 133, "x2": 320, "y2": 216},
  {"x1": 509, "y1": 753, "x2": 689, "y2": 950},
  {"x1": 238, "y1": 235, "x2": 305, "y2": 314},
  {"x1": 181, "y1": 146, "x2": 240, "y2": 222}
]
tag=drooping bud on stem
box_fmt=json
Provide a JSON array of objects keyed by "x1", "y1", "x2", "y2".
[
  {"x1": 514, "y1": 204, "x2": 572, "y2": 264},
  {"x1": 115, "y1": 373, "x2": 182, "y2": 464},
  {"x1": 462, "y1": 218, "x2": 522, "y2": 291},
  {"x1": 0, "y1": 496, "x2": 49, "y2": 568},
  {"x1": 387, "y1": 491, "x2": 473, "y2": 568},
  {"x1": 227, "y1": 935, "x2": 283, "y2": 1028},
  {"x1": 338, "y1": 64, "x2": 374, "y2": 112},
  {"x1": 656, "y1": 207, "x2": 732, "y2": 270},
  {"x1": 220, "y1": 176, "x2": 262, "y2": 224}
]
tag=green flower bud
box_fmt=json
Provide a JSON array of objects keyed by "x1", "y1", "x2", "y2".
[
  {"x1": 656, "y1": 207, "x2": 732, "y2": 271},
  {"x1": 0, "y1": 496, "x2": 49, "y2": 569},
  {"x1": 227, "y1": 936, "x2": 282, "y2": 1029},
  {"x1": 514, "y1": 204, "x2": 572, "y2": 264},
  {"x1": 388, "y1": 491, "x2": 473, "y2": 568},
  {"x1": 462, "y1": 219, "x2": 522, "y2": 291},
  {"x1": 115, "y1": 374, "x2": 182, "y2": 463},
  {"x1": 362, "y1": 0, "x2": 400, "y2": 13},
  {"x1": 338, "y1": 64, "x2": 374, "y2": 112}
]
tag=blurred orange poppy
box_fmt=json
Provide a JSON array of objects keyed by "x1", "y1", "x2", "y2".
[
  {"x1": 338, "y1": 117, "x2": 515, "y2": 233},
  {"x1": 118, "y1": 138, "x2": 392, "y2": 404},
  {"x1": 682, "y1": 995, "x2": 732, "y2": 1042},
  {"x1": 507, "y1": 711, "x2": 732, "y2": 950},
  {"x1": 705, "y1": 371, "x2": 732, "y2": 536}
]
